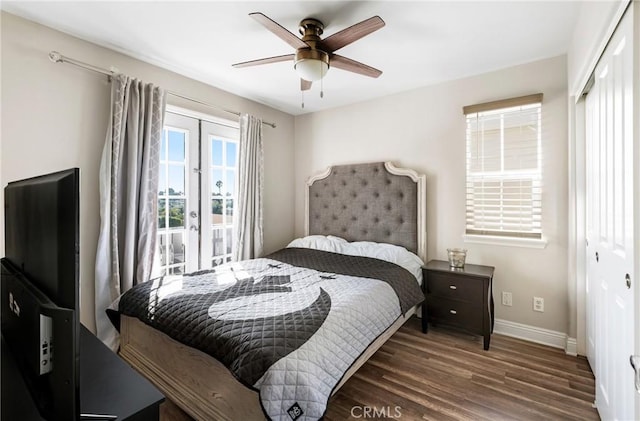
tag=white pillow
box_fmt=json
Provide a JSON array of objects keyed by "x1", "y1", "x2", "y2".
[
  {"x1": 286, "y1": 235, "x2": 347, "y2": 253},
  {"x1": 340, "y1": 241, "x2": 424, "y2": 284},
  {"x1": 286, "y1": 236, "x2": 423, "y2": 284}
]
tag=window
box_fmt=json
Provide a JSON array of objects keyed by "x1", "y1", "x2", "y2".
[
  {"x1": 464, "y1": 94, "x2": 543, "y2": 240},
  {"x1": 155, "y1": 111, "x2": 239, "y2": 276}
]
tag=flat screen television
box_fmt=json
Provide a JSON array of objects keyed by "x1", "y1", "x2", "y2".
[{"x1": 1, "y1": 168, "x2": 80, "y2": 420}]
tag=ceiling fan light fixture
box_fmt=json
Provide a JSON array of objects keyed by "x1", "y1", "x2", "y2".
[{"x1": 294, "y1": 49, "x2": 329, "y2": 82}]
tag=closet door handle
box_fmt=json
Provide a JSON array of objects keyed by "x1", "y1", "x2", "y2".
[
  {"x1": 449, "y1": 285, "x2": 457, "y2": 290},
  {"x1": 630, "y1": 355, "x2": 640, "y2": 393},
  {"x1": 625, "y1": 274, "x2": 631, "y2": 289},
  {"x1": 449, "y1": 310, "x2": 457, "y2": 315},
  {"x1": 595, "y1": 252, "x2": 599, "y2": 262}
]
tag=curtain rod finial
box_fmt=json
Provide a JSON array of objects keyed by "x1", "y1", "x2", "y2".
[{"x1": 49, "y1": 51, "x2": 62, "y2": 63}]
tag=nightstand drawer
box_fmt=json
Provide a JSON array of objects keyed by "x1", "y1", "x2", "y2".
[
  {"x1": 427, "y1": 272, "x2": 483, "y2": 301},
  {"x1": 427, "y1": 297, "x2": 482, "y2": 332}
]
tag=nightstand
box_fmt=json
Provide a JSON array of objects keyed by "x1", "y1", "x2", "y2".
[{"x1": 422, "y1": 260, "x2": 495, "y2": 350}]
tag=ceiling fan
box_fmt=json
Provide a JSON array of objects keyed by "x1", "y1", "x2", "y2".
[{"x1": 232, "y1": 12, "x2": 385, "y2": 92}]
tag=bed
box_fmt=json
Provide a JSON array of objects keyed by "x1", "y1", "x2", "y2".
[{"x1": 117, "y1": 161, "x2": 427, "y2": 420}]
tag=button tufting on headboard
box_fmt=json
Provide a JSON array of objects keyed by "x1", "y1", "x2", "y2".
[{"x1": 307, "y1": 162, "x2": 421, "y2": 255}]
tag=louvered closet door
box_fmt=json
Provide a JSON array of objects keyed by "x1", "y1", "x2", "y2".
[{"x1": 585, "y1": 8, "x2": 635, "y2": 421}]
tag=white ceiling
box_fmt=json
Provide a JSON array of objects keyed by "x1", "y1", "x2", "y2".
[{"x1": 2, "y1": 1, "x2": 580, "y2": 116}]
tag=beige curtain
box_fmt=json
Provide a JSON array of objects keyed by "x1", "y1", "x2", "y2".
[
  {"x1": 232, "y1": 113, "x2": 264, "y2": 261},
  {"x1": 95, "y1": 74, "x2": 166, "y2": 350}
]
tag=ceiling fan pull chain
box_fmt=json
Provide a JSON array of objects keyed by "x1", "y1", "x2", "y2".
[
  {"x1": 301, "y1": 90, "x2": 305, "y2": 109},
  {"x1": 320, "y1": 61, "x2": 324, "y2": 98}
]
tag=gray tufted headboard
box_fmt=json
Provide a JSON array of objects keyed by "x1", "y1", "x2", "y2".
[{"x1": 305, "y1": 162, "x2": 426, "y2": 262}]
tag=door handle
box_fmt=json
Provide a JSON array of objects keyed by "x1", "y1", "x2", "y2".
[
  {"x1": 625, "y1": 274, "x2": 631, "y2": 289},
  {"x1": 595, "y1": 252, "x2": 599, "y2": 262},
  {"x1": 190, "y1": 211, "x2": 198, "y2": 218},
  {"x1": 630, "y1": 355, "x2": 640, "y2": 393},
  {"x1": 190, "y1": 224, "x2": 199, "y2": 232}
]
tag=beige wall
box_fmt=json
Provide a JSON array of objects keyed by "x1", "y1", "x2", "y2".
[
  {"x1": 1, "y1": 10, "x2": 575, "y2": 337},
  {"x1": 294, "y1": 55, "x2": 569, "y2": 333},
  {"x1": 0, "y1": 12, "x2": 296, "y2": 331}
]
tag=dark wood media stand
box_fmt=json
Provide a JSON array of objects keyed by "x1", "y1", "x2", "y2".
[{"x1": 2, "y1": 325, "x2": 165, "y2": 420}]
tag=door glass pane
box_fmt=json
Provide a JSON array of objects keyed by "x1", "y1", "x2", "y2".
[
  {"x1": 170, "y1": 232, "x2": 185, "y2": 265},
  {"x1": 158, "y1": 163, "x2": 167, "y2": 195},
  {"x1": 168, "y1": 166, "x2": 185, "y2": 196},
  {"x1": 168, "y1": 199, "x2": 186, "y2": 228},
  {"x1": 226, "y1": 142, "x2": 237, "y2": 167},
  {"x1": 168, "y1": 130, "x2": 185, "y2": 162},
  {"x1": 212, "y1": 139, "x2": 223, "y2": 166},
  {"x1": 226, "y1": 227, "x2": 232, "y2": 254},
  {"x1": 158, "y1": 198, "x2": 167, "y2": 229},
  {"x1": 212, "y1": 169, "x2": 223, "y2": 196},
  {"x1": 225, "y1": 170, "x2": 235, "y2": 196},
  {"x1": 226, "y1": 199, "x2": 234, "y2": 224},
  {"x1": 160, "y1": 130, "x2": 167, "y2": 161},
  {"x1": 212, "y1": 199, "x2": 223, "y2": 225},
  {"x1": 212, "y1": 229, "x2": 224, "y2": 256}
]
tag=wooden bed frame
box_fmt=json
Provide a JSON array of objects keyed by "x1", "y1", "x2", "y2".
[
  {"x1": 120, "y1": 308, "x2": 415, "y2": 420},
  {"x1": 119, "y1": 162, "x2": 426, "y2": 420}
]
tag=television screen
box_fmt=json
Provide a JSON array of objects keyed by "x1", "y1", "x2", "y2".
[
  {"x1": 4, "y1": 168, "x2": 79, "y2": 310},
  {"x1": 1, "y1": 168, "x2": 80, "y2": 421}
]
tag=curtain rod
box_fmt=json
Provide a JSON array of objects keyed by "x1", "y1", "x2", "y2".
[{"x1": 48, "y1": 51, "x2": 276, "y2": 128}]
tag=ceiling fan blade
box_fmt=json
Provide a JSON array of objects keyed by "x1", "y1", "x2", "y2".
[
  {"x1": 301, "y1": 79, "x2": 312, "y2": 91},
  {"x1": 249, "y1": 12, "x2": 308, "y2": 50},
  {"x1": 330, "y1": 54, "x2": 382, "y2": 78},
  {"x1": 232, "y1": 54, "x2": 294, "y2": 68},
  {"x1": 321, "y1": 16, "x2": 385, "y2": 53}
]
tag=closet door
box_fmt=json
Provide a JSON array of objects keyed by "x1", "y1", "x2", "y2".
[
  {"x1": 585, "y1": 9, "x2": 635, "y2": 421},
  {"x1": 585, "y1": 84, "x2": 598, "y2": 372}
]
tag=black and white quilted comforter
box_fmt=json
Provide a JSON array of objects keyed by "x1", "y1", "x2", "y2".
[{"x1": 116, "y1": 247, "x2": 424, "y2": 420}]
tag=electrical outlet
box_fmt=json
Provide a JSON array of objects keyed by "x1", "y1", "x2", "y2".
[
  {"x1": 533, "y1": 296, "x2": 544, "y2": 312},
  {"x1": 502, "y1": 291, "x2": 513, "y2": 306}
]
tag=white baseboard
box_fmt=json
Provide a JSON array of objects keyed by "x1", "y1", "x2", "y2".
[{"x1": 494, "y1": 319, "x2": 577, "y2": 355}]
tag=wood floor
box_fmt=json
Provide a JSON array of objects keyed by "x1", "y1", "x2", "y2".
[{"x1": 160, "y1": 317, "x2": 599, "y2": 421}]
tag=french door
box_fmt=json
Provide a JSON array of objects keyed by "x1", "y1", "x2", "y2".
[
  {"x1": 156, "y1": 111, "x2": 239, "y2": 276},
  {"x1": 585, "y1": 7, "x2": 635, "y2": 420}
]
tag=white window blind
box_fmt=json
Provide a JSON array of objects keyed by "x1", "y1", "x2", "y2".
[{"x1": 464, "y1": 94, "x2": 543, "y2": 239}]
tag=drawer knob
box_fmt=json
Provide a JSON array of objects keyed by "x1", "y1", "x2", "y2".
[
  {"x1": 450, "y1": 310, "x2": 457, "y2": 315},
  {"x1": 449, "y1": 285, "x2": 457, "y2": 290}
]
